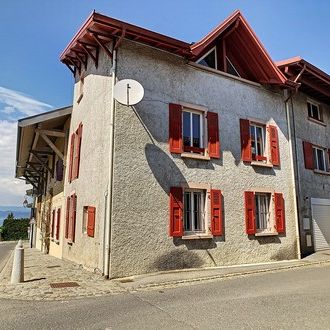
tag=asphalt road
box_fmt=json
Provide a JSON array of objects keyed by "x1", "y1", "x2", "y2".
[
  {"x1": 1, "y1": 264, "x2": 330, "y2": 330},
  {"x1": 0, "y1": 241, "x2": 16, "y2": 273}
]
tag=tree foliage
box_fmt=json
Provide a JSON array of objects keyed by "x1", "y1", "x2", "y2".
[{"x1": 1, "y1": 213, "x2": 29, "y2": 241}]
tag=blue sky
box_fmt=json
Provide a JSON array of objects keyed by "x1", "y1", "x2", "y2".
[{"x1": 0, "y1": 0, "x2": 329, "y2": 205}]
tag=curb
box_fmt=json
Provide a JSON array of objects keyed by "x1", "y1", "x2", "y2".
[{"x1": 124, "y1": 259, "x2": 330, "y2": 291}]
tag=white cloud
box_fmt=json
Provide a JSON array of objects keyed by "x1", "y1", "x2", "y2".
[
  {"x1": 0, "y1": 87, "x2": 53, "y2": 206},
  {"x1": 0, "y1": 86, "x2": 52, "y2": 119}
]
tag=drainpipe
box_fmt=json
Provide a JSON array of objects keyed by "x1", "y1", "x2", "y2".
[
  {"x1": 104, "y1": 47, "x2": 117, "y2": 278},
  {"x1": 284, "y1": 89, "x2": 301, "y2": 259}
]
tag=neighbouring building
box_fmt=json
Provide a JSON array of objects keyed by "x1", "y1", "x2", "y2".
[
  {"x1": 16, "y1": 106, "x2": 72, "y2": 258},
  {"x1": 277, "y1": 57, "x2": 330, "y2": 256},
  {"x1": 16, "y1": 10, "x2": 329, "y2": 278}
]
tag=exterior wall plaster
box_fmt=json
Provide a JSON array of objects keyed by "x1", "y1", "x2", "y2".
[
  {"x1": 107, "y1": 40, "x2": 298, "y2": 278},
  {"x1": 62, "y1": 47, "x2": 113, "y2": 273}
]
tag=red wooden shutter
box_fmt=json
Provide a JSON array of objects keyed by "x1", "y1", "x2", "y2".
[
  {"x1": 76, "y1": 123, "x2": 83, "y2": 178},
  {"x1": 268, "y1": 125, "x2": 280, "y2": 166},
  {"x1": 244, "y1": 191, "x2": 256, "y2": 234},
  {"x1": 211, "y1": 189, "x2": 223, "y2": 236},
  {"x1": 65, "y1": 196, "x2": 70, "y2": 239},
  {"x1": 169, "y1": 187, "x2": 183, "y2": 236},
  {"x1": 274, "y1": 193, "x2": 285, "y2": 233},
  {"x1": 303, "y1": 141, "x2": 314, "y2": 169},
  {"x1": 71, "y1": 194, "x2": 77, "y2": 242},
  {"x1": 56, "y1": 208, "x2": 61, "y2": 241},
  {"x1": 87, "y1": 206, "x2": 96, "y2": 238},
  {"x1": 240, "y1": 119, "x2": 252, "y2": 162},
  {"x1": 68, "y1": 133, "x2": 75, "y2": 182},
  {"x1": 207, "y1": 112, "x2": 220, "y2": 159},
  {"x1": 169, "y1": 103, "x2": 183, "y2": 154},
  {"x1": 51, "y1": 209, "x2": 55, "y2": 238}
]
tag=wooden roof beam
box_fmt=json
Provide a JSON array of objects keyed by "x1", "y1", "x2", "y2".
[
  {"x1": 73, "y1": 50, "x2": 87, "y2": 70},
  {"x1": 78, "y1": 42, "x2": 98, "y2": 68},
  {"x1": 300, "y1": 77, "x2": 330, "y2": 98},
  {"x1": 89, "y1": 30, "x2": 113, "y2": 59},
  {"x1": 39, "y1": 133, "x2": 64, "y2": 160},
  {"x1": 35, "y1": 129, "x2": 65, "y2": 138}
]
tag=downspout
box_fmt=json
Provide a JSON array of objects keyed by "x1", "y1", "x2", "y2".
[
  {"x1": 284, "y1": 89, "x2": 301, "y2": 259},
  {"x1": 104, "y1": 46, "x2": 117, "y2": 278}
]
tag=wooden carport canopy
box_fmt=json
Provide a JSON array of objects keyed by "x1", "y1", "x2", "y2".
[{"x1": 15, "y1": 106, "x2": 72, "y2": 195}]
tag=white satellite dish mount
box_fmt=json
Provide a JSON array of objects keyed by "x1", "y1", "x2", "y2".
[{"x1": 113, "y1": 79, "x2": 144, "y2": 106}]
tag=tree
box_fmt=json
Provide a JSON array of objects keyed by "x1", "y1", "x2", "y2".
[{"x1": 2, "y1": 213, "x2": 29, "y2": 241}]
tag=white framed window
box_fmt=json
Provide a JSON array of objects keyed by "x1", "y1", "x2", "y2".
[
  {"x1": 250, "y1": 122, "x2": 267, "y2": 162},
  {"x1": 182, "y1": 108, "x2": 205, "y2": 154},
  {"x1": 313, "y1": 146, "x2": 327, "y2": 171},
  {"x1": 197, "y1": 47, "x2": 217, "y2": 69},
  {"x1": 255, "y1": 193, "x2": 272, "y2": 232},
  {"x1": 307, "y1": 100, "x2": 322, "y2": 122},
  {"x1": 184, "y1": 189, "x2": 206, "y2": 234}
]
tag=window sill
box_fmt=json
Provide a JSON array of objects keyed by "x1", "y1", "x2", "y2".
[
  {"x1": 182, "y1": 234, "x2": 213, "y2": 240},
  {"x1": 181, "y1": 152, "x2": 210, "y2": 161},
  {"x1": 255, "y1": 232, "x2": 278, "y2": 237},
  {"x1": 314, "y1": 169, "x2": 330, "y2": 176},
  {"x1": 251, "y1": 161, "x2": 273, "y2": 168},
  {"x1": 308, "y1": 117, "x2": 326, "y2": 127}
]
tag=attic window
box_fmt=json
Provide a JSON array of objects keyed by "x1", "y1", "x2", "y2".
[
  {"x1": 197, "y1": 48, "x2": 217, "y2": 69},
  {"x1": 226, "y1": 57, "x2": 240, "y2": 77}
]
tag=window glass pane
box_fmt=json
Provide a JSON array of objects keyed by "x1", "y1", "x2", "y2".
[
  {"x1": 226, "y1": 58, "x2": 240, "y2": 77},
  {"x1": 192, "y1": 113, "x2": 201, "y2": 148},
  {"x1": 183, "y1": 112, "x2": 191, "y2": 147},
  {"x1": 198, "y1": 50, "x2": 216, "y2": 69},
  {"x1": 250, "y1": 125, "x2": 256, "y2": 156},
  {"x1": 317, "y1": 149, "x2": 325, "y2": 171},
  {"x1": 193, "y1": 192, "x2": 202, "y2": 231},
  {"x1": 256, "y1": 126, "x2": 264, "y2": 156},
  {"x1": 307, "y1": 102, "x2": 312, "y2": 117},
  {"x1": 255, "y1": 195, "x2": 260, "y2": 229},
  {"x1": 313, "y1": 148, "x2": 317, "y2": 169},
  {"x1": 184, "y1": 192, "x2": 191, "y2": 231},
  {"x1": 255, "y1": 194, "x2": 270, "y2": 230},
  {"x1": 312, "y1": 104, "x2": 319, "y2": 119}
]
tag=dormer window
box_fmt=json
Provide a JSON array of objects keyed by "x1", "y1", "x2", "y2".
[{"x1": 197, "y1": 48, "x2": 217, "y2": 69}]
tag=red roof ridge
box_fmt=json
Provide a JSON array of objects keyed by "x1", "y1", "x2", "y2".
[{"x1": 275, "y1": 56, "x2": 302, "y2": 67}]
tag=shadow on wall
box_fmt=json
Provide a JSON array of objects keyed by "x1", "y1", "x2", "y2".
[
  {"x1": 145, "y1": 143, "x2": 187, "y2": 196},
  {"x1": 151, "y1": 249, "x2": 204, "y2": 271}
]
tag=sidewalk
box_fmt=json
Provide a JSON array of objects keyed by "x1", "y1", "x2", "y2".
[
  {"x1": 1, "y1": 245, "x2": 330, "y2": 301},
  {"x1": 0, "y1": 245, "x2": 125, "y2": 300}
]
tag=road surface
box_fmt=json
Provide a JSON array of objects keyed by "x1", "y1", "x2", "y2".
[
  {"x1": 0, "y1": 241, "x2": 15, "y2": 274},
  {"x1": 1, "y1": 263, "x2": 330, "y2": 329}
]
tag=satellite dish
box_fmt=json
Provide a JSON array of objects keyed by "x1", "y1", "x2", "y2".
[{"x1": 113, "y1": 79, "x2": 144, "y2": 106}]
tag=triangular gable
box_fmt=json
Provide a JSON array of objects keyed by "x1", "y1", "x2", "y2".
[{"x1": 191, "y1": 10, "x2": 287, "y2": 85}]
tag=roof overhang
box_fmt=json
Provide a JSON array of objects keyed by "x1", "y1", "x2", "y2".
[
  {"x1": 277, "y1": 57, "x2": 330, "y2": 104},
  {"x1": 60, "y1": 10, "x2": 297, "y2": 88},
  {"x1": 60, "y1": 11, "x2": 192, "y2": 74},
  {"x1": 16, "y1": 106, "x2": 72, "y2": 193}
]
